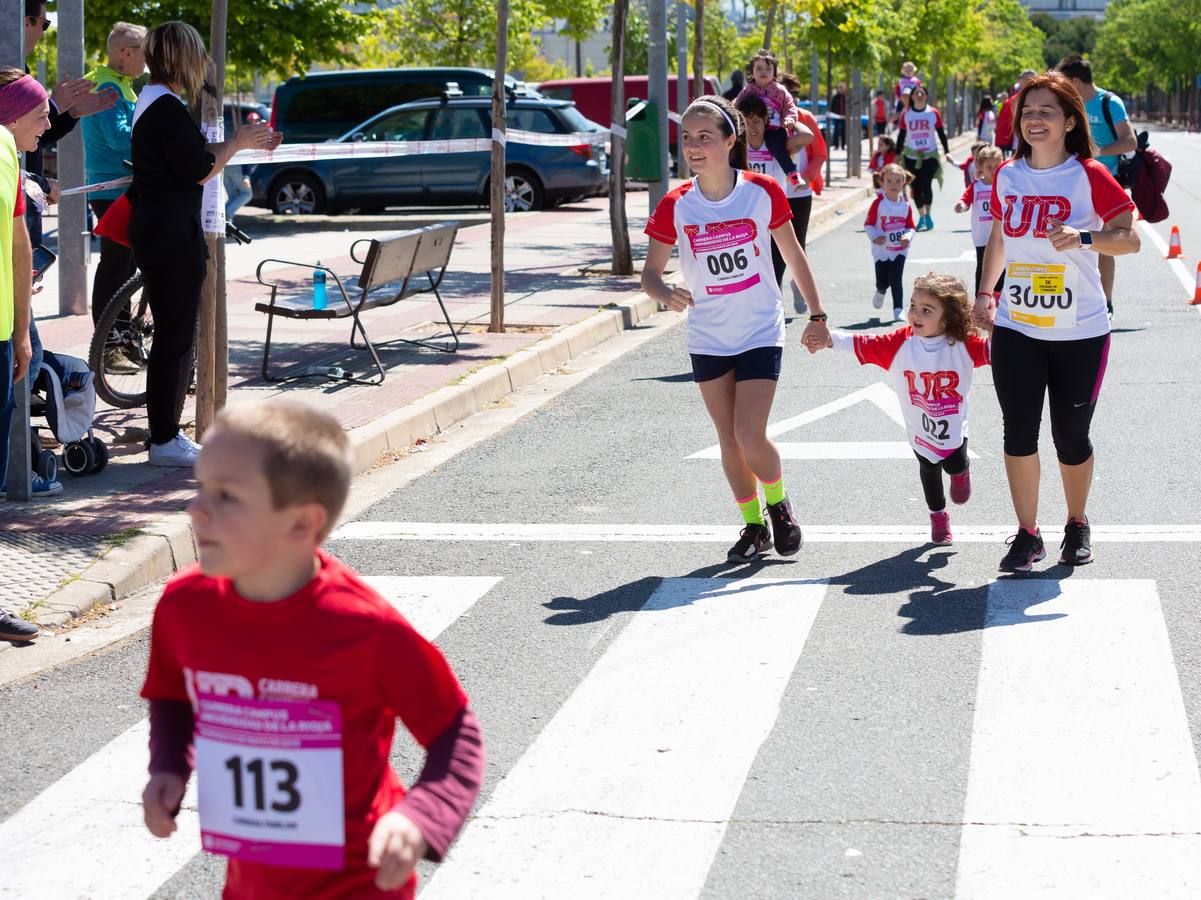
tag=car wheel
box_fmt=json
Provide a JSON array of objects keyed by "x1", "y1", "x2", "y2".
[
  {"x1": 271, "y1": 173, "x2": 325, "y2": 215},
  {"x1": 503, "y1": 168, "x2": 544, "y2": 212}
]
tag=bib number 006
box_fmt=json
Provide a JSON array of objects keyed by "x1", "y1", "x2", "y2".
[
  {"x1": 705, "y1": 249, "x2": 749, "y2": 276},
  {"x1": 224, "y1": 754, "x2": 301, "y2": 813}
]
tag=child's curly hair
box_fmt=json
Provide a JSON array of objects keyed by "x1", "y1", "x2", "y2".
[
  {"x1": 746, "y1": 49, "x2": 779, "y2": 80},
  {"x1": 913, "y1": 272, "x2": 975, "y2": 343}
]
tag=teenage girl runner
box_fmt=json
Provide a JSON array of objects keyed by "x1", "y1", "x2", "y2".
[
  {"x1": 897, "y1": 85, "x2": 956, "y2": 232},
  {"x1": 641, "y1": 94, "x2": 830, "y2": 561},
  {"x1": 865, "y1": 163, "x2": 916, "y2": 322},
  {"x1": 972, "y1": 72, "x2": 1139, "y2": 571},
  {"x1": 813, "y1": 274, "x2": 991, "y2": 544}
]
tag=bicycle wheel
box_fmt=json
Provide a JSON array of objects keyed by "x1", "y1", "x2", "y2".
[{"x1": 89, "y1": 271, "x2": 154, "y2": 409}]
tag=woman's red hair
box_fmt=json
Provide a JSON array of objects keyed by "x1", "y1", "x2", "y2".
[{"x1": 1012, "y1": 72, "x2": 1097, "y2": 160}]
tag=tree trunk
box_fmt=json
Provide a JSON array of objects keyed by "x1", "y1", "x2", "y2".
[
  {"x1": 490, "y1": 0, "x2": 509, "y2": 333},
  {"x1": 609, "y1": 0, "x2": 632, "y2": 276},
  {"x1": 693, "y1": 0, "x2": 704, "y2": 101},
  {"x1": 824, "y1": 39, "x2": 832, "y2": 186},
  {"x1": 762, "y1": 0, "x2": 777, "y2": 50}
]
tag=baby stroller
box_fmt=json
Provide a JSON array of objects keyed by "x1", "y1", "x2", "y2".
[{"x1": 30, "y1": 351, "x2": 109, "y2": 479}]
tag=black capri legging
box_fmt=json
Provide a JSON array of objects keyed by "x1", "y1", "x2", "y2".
[
  {"x1": 916, "y1": 440, "x2": 969, "y2": 512},
  {"x1": 770, "y1": 196, "x2": 813, "y2": 286},
  {"x1": 903, "y1": 155, "x2": 939, "y2": 208},
  {"x1": 990, "y1": 326, "x2": 1111, "y2": 466}
]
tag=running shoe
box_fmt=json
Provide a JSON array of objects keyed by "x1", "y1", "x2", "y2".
[
  {"x1": 149, "y1": 431, "x2": 201, "y2": 467},
  {"x1": 103, "y1": 346, "x2": 141, "y2": 374},
  {"x1": 949, "y1": 468, "x2": 971, "y2": 504},
  {"x1": 727, "y1": 522, "x2": 772, "y2": 561},
  {"x1": 925, "y1": 214, "x2": 934, "y2": 230},
  {"x1": 892, "y1": 307, "x2": 905, "y2": 322},
  {"x1": 0, "y1": 612, "x2": 38, "y2": 642},
  {"x1": 765, "y1": 497, "x2": 803, "y2": 556},
  {"x1": 787, "y1": 171, "x2": 803, "y2": 187},
  {"x1": 872, "y1": 290, "x2": 885, "y2": 309},
  {"x1": 930, "y1": 510, "x2": 952, "y2": 544},
  {"x1": 1059, "y1": 518, "x2": 1093, "y2": 566},
  {"x1": 999, "y1": 528, "x2": 1046, "y2": 572},
  {"x1": 31, "y1": 475, "x2": 63, "y2": 497}
]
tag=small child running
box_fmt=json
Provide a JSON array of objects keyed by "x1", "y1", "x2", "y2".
[
  {"x1": 735, "y1": 49, "x2": 803, "y2": 187},
  {"x1": 869, "y1": 135, "x2": 897, "y2": 189},
  {"x1": 865, "y1": 163, "x2": 916, "y2": 322},
  {"x1": 140, "y1": 400, "x2": 483, "y2": 899},
  {"x1": 814, "y1": 274, "x2": 992, "y2": 544},
  {"x1": 954, "y1": 144, "x2": 1003, "y2": 295}
]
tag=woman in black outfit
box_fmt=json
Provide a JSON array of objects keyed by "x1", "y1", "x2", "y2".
[{"x1": 130, "y1": 21, "x2": 276, "y2": 466}]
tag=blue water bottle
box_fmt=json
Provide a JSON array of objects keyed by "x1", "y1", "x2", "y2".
[{"x1": 313, "y1": 262, "x2": 327, "y2": 310}]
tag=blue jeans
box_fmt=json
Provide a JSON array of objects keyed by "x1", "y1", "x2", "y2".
[{"x1": 0, "y1": 339, "x2": 13, "y2": 493}]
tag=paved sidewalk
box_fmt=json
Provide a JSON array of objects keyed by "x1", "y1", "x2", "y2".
[{"x1": 0, "y1": 173, "x2": 876, "y2": 640}]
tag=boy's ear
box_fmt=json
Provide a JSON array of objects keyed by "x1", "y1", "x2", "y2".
[{"x1": 289, "y1": 501, "x2": 330, "y2": 545}]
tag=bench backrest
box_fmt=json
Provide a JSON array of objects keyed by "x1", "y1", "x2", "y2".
[{"x1": 359, "y1": 223, "x2": 459, "y2": 298}]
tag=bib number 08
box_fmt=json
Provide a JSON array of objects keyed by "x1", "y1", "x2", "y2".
[
  {"x1": 705, "y1": 249, "x2": 749, "y2": 277},
  {"x1": 225, "y1": 754, "x2": 301, "y2": 813},
  {"x1": 1007, "y1": 284, "x2": 1073, "y2": 310}
]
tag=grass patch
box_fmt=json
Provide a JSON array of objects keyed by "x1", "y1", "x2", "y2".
[
  {"x1": 101, "y1": 527, "x2": 144, "y2": 551},
  {"x1": 18, "y1": 598, "x2": 45, "y2": 622}
]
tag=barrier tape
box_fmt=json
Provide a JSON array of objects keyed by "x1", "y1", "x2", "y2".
[
  {"x1": 610, "y1": 123, "x2": 627, "y2": 140},
  {"x1": 491, "y1": 128, "x2": 507, "y2": 146},
  {"x1": 625, "y1": 100, "x2": 649, "y2": 120},
  {"x1": 59, "y1": 176, "x2": 132, "y2": 197}
]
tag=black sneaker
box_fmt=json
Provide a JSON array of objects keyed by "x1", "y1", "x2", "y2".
[
  {"x1": 0, "y1": 612, "x2": 39, "y2": 642},
  {"x1": 727, "y1": 522, "x2": 772, "y2": 561},
  {"x1": 765, "y1": 497, "x2": 803, "y2": 556},
  {"x1": 1000, "y1": 528, "x2": 1046, "y2": 572},
  {"x1": 1059, "y1": 518, "x2": 1093, "y2": 566}
]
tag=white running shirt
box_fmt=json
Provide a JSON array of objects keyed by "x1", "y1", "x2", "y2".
[
  {"x1": 864, "y1": 194, "x2": 916, "y2": 261},
  {"x1": 960, "y1": 179, "x2": 994, "y2": 247},
  {"x1": 900, "y1": 107, "x2": 943, "y2": 155},
  {"x1": 646, "y1": 170, "x2": 791, "y2": 356},
  {"x1": 832, "y1": 327, "x2": 991, "y2": 462},
  {"x1": 989, "y1": 155, "x2": 1133, "y2": 340},
  {"x1": 746, "y1": 141, "x2": 813, "y2": 199}
]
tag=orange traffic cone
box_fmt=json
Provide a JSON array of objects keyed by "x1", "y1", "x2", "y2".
[
  {"x1": 1191, "y1": 261, "x2": 1201, "y2": 305},
  {"x1": 1167, "y1": 226, "x2": 1183, "y2": 259}
]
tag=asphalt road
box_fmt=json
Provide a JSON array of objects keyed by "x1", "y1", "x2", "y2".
[{"x1": 2, "y1": 127, "x2": 1199, "y2": 900}]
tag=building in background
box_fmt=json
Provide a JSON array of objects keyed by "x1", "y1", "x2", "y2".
[{"x1": 1020, "y1": 0, "x2": 1109, "y2": 19}]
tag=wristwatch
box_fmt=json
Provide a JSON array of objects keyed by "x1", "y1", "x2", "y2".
[{"x1": 1079, "y1": 230, "x2": 1094, "y2": 248}]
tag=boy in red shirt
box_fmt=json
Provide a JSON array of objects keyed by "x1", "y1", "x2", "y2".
[{"x1": 140, "y1": 400, "x2": 483, "y2": 898}]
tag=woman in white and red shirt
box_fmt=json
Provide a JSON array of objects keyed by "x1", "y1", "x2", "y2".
[
  {"x1": 896, "y1": 85, "x2": 955, "y2": 232},
  {"x1": 642, "y1": 94, "x2": 828, "y2": 563},
  {"x1": 973, "y1": 72, "x2": 1139, "y2": 572}
]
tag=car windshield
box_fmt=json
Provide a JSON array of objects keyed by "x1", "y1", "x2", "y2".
[
  {"x1": 554, "y1": 104, "x2": 598, "y2": 133},
  {"x1": 352, "y1": 109, "x2": 429, "y2": 142}
]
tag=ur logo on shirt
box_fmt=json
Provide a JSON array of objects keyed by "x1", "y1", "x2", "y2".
[
  {"x1": 1001, "y1": 194, "x2": 1072, "y2": 238},
  {"x1": 903, "y1": 369, "x2": 963, "y2": 417}
]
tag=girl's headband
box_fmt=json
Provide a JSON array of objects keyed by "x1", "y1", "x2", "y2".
[
  {"x1": 0, "y1": 75, "x2": 48, "y2": 126},
  {"x1": 693, "y1": 98, "x2": 737, "y2": 137}
]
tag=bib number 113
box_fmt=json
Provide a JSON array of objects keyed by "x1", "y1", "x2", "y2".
[{"x1": 224, "y1": 754, "x2": 301, "y2": 813}]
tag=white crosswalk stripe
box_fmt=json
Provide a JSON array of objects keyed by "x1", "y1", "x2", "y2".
[{"x1": 3, "y1": 575, "x2": 1199, "y2": 898}]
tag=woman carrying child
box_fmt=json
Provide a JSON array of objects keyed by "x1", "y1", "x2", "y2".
[{"x1": 641, "y1": 95, "x2": 829, "y2": 561}]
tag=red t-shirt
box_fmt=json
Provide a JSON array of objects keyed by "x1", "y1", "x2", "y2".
[
  {"x1": 141, "y1": 551, "x2": 469, "y2": 900},
  {"x1": 14, "y1": 170, "x2": 25, "y2": 218}
]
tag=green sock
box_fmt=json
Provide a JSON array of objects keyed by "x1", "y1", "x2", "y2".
[
  {"x1": 762, "y1": 474, "x2": 786, "y2": 506},
  {"x1": 736, "y1": 492, "x2": 764, "y2": 525}
]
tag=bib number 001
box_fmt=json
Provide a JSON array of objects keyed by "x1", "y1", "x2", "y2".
[
  {"x1": 224, "y1": 754, "x2": 301, "y2": 813},
  {"x1": 705, "y1": 249, "x2": 749, "y2": 276}
]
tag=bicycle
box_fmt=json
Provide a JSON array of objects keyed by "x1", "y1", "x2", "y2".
[{"x1": 88, "y1": 222, "x2": 253, "y2": 409}]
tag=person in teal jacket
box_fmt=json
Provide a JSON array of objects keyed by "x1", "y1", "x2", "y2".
[{"x1": 82, "y1": 22, "x2": 145, "y2": 339}]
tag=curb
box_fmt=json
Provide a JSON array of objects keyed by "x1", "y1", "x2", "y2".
[{"x1": 16, "y1": 182, "x2": 876, "y2": 635}]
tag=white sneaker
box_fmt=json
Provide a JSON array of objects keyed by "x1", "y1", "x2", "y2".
[
  {"x1": 149, "y1": 431, "x2": 201, "y2": 467},
  {"x1": 872, "y1": 290, "x2": 885, "y2": 309},
  {"x1": 892, "y1": 307, "x2": 905, "y2": 322}
]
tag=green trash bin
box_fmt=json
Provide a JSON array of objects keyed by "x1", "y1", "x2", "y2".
[{"x1": 625, "y1": 97, "x2": 660, "y2": 182}]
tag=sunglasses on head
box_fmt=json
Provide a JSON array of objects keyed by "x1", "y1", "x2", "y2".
[{"x1": 27, "y1": 15, "x2": 51, "y2": 31}]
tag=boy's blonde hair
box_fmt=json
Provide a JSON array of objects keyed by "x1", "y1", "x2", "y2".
[
  {"x1": 974, "y1": 144, "x2": 1003, "y2": 166},
  {"x1": 212, "y1": 400, "x2": 353, "y2": 538},
  {"x1": 913, "y1": 272, "x2": 975, "y2": 344}
]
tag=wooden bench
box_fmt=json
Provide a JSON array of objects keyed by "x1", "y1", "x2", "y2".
[{"x1": 254, "y1": 222, "x2": 460, "y2": 385}]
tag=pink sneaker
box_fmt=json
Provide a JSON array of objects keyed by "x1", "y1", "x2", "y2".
[
  {"x1": 949, "y1": 468, "x2": 972, "y2": 505},
  {"x1": 787, "y1": 170, "x2": 802, "y2": 187},
  {"x1": 930, "y1": 510, "x2": 952, "y2": 544}
]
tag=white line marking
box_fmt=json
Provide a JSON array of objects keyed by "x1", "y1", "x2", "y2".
[
  {"x1": 956, "y1": 579, "x2": 1201, "y2": 897},
  {"x1": 331, "y1": 521, "x2": 1201, "y2": 543},
  {"x1": 0, "y1": 576, "x2": 499, "y2": 899},
  {"x1": 1137, "y1": 220, "x2": 1195, "y2": 298},
  {"x1": 422, "y1": 577, "x2": 828, "y2": 899}
]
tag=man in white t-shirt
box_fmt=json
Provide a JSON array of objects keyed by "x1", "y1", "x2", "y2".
[{"x1": 1055, "y1": 54, "x2": 1137, "y2": 321}]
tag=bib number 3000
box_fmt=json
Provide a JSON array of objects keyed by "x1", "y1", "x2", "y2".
[
  {"x1": 195, "y1": 695, "x2": 346, "y2": 871},
  {"x1": 1004, "y1": 262, "x2": 1078, "y2": 330}
]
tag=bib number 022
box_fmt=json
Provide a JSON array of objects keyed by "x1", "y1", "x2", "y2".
[
  {"x1": 705, "y1": 249, "x2": 749, "y2": 276},
  {"x1": 224, "y1": 754, "x2": 301, "y2": 813},
  {"x1": 921, "y1": 413, "x2": 949, "y2": 441}
]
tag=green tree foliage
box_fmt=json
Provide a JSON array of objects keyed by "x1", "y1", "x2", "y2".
[
  {"x1": 81, "y1": 0, "x2": 365, "y2": 77},
  {"x1": 964, "y1": 0, "x2": 1046, "y2": 89},
  {"x1": 1029, "y1": 13, "x2": 1098, "y2": 70},
  {"x1": 1093, "y1": 0, "x2": 1201, "y2": 93}
]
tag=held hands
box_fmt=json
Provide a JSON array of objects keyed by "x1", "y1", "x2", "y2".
[
  {"x1": 801, "y1": 319, "x2": 830, "y2": 355},
  {"x1": 367, "y1": 811, "x2": 429, "y2": 891},
  {"x1": 661, "y1": 285, "x2": 693, "y2": 312},
  {"x1": 971, "y1": 293, "x2": 996, "y2": 329},
  {"x1": 954, "y1": 201, "x2": 968, "y2": 214},
  {"x1": 142, "y1": 773, "x2": 187, "y2": 838},
  {"x1": 1046, "y1": 218, "x2": 1082, "y2": 252}
]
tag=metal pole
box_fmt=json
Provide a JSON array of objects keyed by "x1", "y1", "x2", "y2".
[
  {"x1": 57, "y1": 0, "x2": 86, "y2": 317},
  {"x1": 824, "y1": 40, "x2": 832, "y2": 186},
  {"x1": 851, "y1": 67, "x2": 862, "y2": 178},
  {"x1": 647, "y1": 0, "x2": 670, "y2": 210},
  {"x1": 489, "y1": 0, "x2": 509, "y2": 333},
  {"x1": 675, "y1": 1, "x2": 689, "y2": 179},
  {"x1": 2, "y1": 0, "x2": 30, "y2": 501},
  {"x1": 195, "y1": 0, "x2": 228, "y2": 440},
  {"x1": 810, "y1": 52, "x2": 819, "y2": 116}
]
